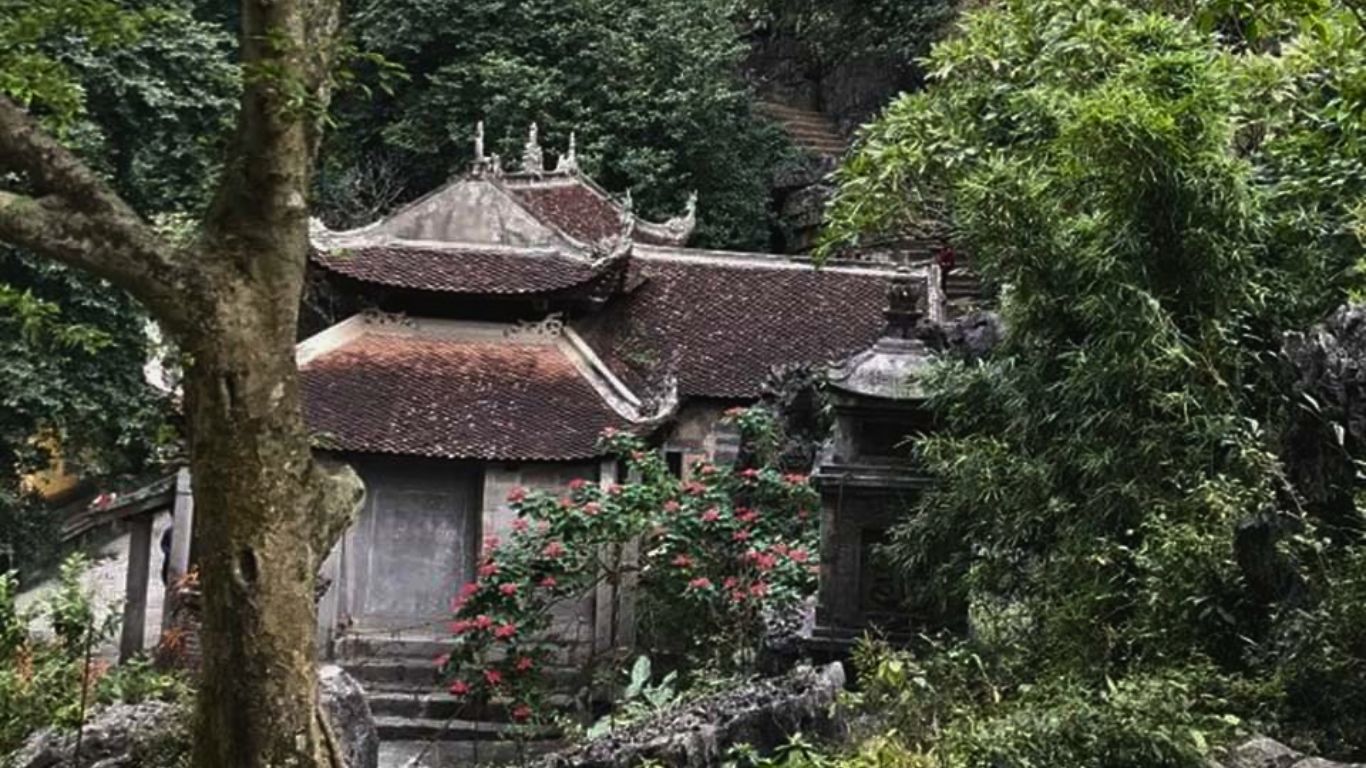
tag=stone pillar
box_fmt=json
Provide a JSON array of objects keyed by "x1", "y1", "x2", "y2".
[{"x1": 119, "y1": 514, "x2": 154, "y2": 661}]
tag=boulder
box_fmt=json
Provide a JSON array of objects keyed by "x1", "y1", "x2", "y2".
[
  {"x1": 1218, "y1": 738, "x2": 1366, "y2": 768},
  {"x1": 537, "y1": 662, "x2": 847, "y2": 768},
  {"x1": 8, "y1": 666, "x2": 377, "y2": 768},
  {"x1": 9, "y1": 700, "x2": 185, "y2": 768},
  {"x1": 319, "y1": 663, "x2": 380, "y2": 768}
]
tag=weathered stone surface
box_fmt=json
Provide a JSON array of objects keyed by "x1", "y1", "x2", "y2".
[
  {"x1": 8, "y1": 666, "x2": 377, "y2": 768},
  {"x1": 1217, "y1": 738, "x2": 1366, "y2": 768},
  {"x1": 9, "y1": 701, "x2": 184, "y2": 768},
  {"x1": 320, "y1": 664, "x2": 381, "y2": 768},
  {"x1": 536, "y1": 662, "x2": 847, "y2": 768},
  {"x1": 943, "y1": 311, "x2": 1002, "y2": 361}
]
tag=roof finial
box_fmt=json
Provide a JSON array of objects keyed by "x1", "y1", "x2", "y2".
[
  {"x1": 560, "y1": 131, "x2": 579, "y2": 174},
  {"x1": 523, "y1": 122, "x2": 544, "y2": 174}
]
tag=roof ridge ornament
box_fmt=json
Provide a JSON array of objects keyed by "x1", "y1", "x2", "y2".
[
  {"x1": 659, "y1": 191, "x2": 698, "y2": 241},
  {"x1": 522, "y1": 122, "x2": 544, "y2": 175},
  {"x1": 558, "y1": 131, "x2": 579, "y2": 174},
  {"x1": 504, "y1": 312, "x2": 565, "y2": 340}
]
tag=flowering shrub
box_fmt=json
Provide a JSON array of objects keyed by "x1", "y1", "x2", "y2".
[{"x1": 437, "y1": 408, "x2": 820, "y2": 723}]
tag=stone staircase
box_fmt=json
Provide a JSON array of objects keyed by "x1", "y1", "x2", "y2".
[
  {"x1": 757, "y1": 102, "x2": 850, "y2": 157},
  {"x1": 336, "y1": 633, "x2": 567, "y2": 767}
]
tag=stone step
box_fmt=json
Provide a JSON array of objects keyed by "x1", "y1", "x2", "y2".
[
  {"x1": 781, "y1": 123, "x2": 843, "y2": 139},
  {"x1": 337, "y1": 634, "x2": 450, "y2": 660},
  {"x1": 756, "y1": 101, "x2": 834, "y2": 120},
  {"x1": 378, "y1": 738, "x2": 565, "y2": 768},
  {"x1": 374, "y1": 715, "x2": 557, "y2": 742},
  {"x1": 368, "y1": 690, "x2": 578, "y2": 721},
  {"x1": 346, "y1": 658, "x2": 587, "y2": 693},
  {"x1": 343, "y1": 657, "x2": 447, "y2": 689}
]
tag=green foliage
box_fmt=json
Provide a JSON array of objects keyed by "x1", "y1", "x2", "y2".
[
  {"x1": 0, "y1": 1, "x2": 228, "y2": 577},
  {"x1": 321, "y1": 0, "x2": 792, "y2": 248},
  {"x1": 740, "y1": 0, "x2": 954, "y2": 77},
  {"x1": 0, "y1": 554, "x2": 187, "y2": 755},
  {"x1": 0, "y1": 250, "x2": 173, "y2": 575},
  {"x1": 835, "y1": 0, "x2": 1277, "y2": 672},
  {"x1": 822, "y1": 0, "x2": 1366, "y2": 761},
  {"x1": 584, "y1": 655, "x2": 681, "y2": 739}
]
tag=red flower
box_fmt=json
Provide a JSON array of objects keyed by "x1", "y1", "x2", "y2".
[
  {"x1": 451, "y1": 619, "x2": 472, "y2": 634},
  {"x1": 672, "y1": 554, "x2": 693, "y2": 568},
  {"x1": 452, "y1": 581, "x2": 480, "y2": 610},
  {"x1": 449, "y1": 679, "x2": 471, "y2": 696},
  {"x1": 569, "y1": 478, "x2": 589, "y2": 491},
  {"x1": 688, "y1": 577, "x2": 712, "y2": 590},
  {"x1": 739, "y1": 468, "x2": 760, "y2": 480},
  {"x1": 506, "y1": 487, "x2": 527, "y2": 503},
  {"x1": 749, "y1": 581, "x2": 770, "y2": 598},
  {"x1": 434, "y1": 653, "x2": 450, "y2": 668},
  {"x1": 663, "y1": 500, "x2": 681, "y2": 514},
  {"x1": 478, "y1": 562, "x2": 499, "y2": 578},
  {"x1": 484, "y1": 669, "x2": 503, "y2": 686},
  {"x1": 724, "y1": 406, "x2": 746, "y2": 417},
  {"x1": 601, "y1": 426, "x2": 619, "y2": 438},
  {"x1": 771, "y1": 543, "x2": 790, "y2": 557},
  {"x1": 701, "y1": 508, "x2": 721, "y2": 523},
  {"x1": 783, "y1": 473, "x2": 808, "y2": 485},
  {"x1": 500, "y1": 583, "x2": 518, "y2": 597},
  {"x1": 607, "y1": 483, "x2": 624, "y2": 496},
  {"x1": 683, "y1": 481, "x2": 707, "y2": 496},
  {"x1": 493, "y1": 622, "x2": 518, "y2": 640},
  {"x1": 483, "y1": 535, "x2": 500, "y2": 550},
  {"x1": 789, "y1": 549, "x2": 810, "y2": 563},
  {"x1": 698, "y1": 463, "x2": 718, "y2": 476},
  {"x1": 511, "y1": 518, "x2": 529, "y2": 533},
  {"x1": 723, "y1": 576, "x2": 739, "y2": 589},
  {"x1": 515, "y1": 656, "x2": 534, "y2": 672},
  {"x1": 539, "y1": 575, "x2": 558, "y2": 588},
  {"x1": 732, "y1": 528, "x2": 751, "y2": 542},
  {"x1": 558, "y1": 496, "x2": 572, "y2": 509},
  {"x1": 582, "y1": 502, "x2": 602, "y2": 516},
  {"x1": 511, "y1": 704, "x2": 533, "y2": 722},
  {"x1": 473, "y1": 615, "x2": 494, "y2": 630},
  {"x1": 730, "y1": 590, "x2": 747, "y2": 603},
  {"x1": 735, "y1": 507, "x2": 758, "y2": 524},
  {"x1": 542, "y1": 540, "x2": 565, "y2": 558}
]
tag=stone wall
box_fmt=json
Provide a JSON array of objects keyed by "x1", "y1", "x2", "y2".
[
  {"x1": 483, "y1": 460, "x2": 608, "y2": 666},
  {"x1": 663, "y1": 401, "x2": 742, "y2": 476}
]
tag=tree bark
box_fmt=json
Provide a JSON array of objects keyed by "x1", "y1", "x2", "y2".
[{"x1": 0, "y1": 0, "x2": 360, "y2": 765}]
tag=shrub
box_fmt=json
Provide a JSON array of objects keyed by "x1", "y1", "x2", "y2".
[
  {"x1": 0, "y1": 553, "x2": 188, "y2": 755},
  {"x1": 438, "y1": 409, "x2": 820, "y2": 726}
]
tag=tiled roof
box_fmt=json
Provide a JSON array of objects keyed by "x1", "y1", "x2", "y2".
[
  {"x1": 574, "y1": 254, "x2": 889, "y2": 399},
  {"x1": 505, "y1": 182, "x2": 623, "y2": 245},
  {"x1": 311, "y1": 245, "x2": 599, "y2": 294},
  {"x1": 301, "y1": 332, "x2": 631, "y2": 461}
]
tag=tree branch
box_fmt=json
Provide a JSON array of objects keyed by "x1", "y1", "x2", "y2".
[
  {"x1": 0, "y1": 95, "x2": 194, "y2": 333},
  {"x1": 0, "y1": 190, "x2": 192, "y2": 333},
  {"x1": 203, "y1": 0, "x2": 341, "y2": 287}
]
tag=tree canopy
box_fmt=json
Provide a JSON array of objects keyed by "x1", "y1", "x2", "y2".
[
  {"x1": 319, "y1": 0, "x2": 792, "y2": 249},
  {"x1": 822, "y1": 0, "x2": 1366, "y2": 762}
]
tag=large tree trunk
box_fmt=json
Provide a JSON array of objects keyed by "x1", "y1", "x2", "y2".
[
  {"x1": 182, "y1": 278, "x2": 336, "y2": 765},
  {"x1": 0, "y1": 0, "x2": 358, "y2": 762}
]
